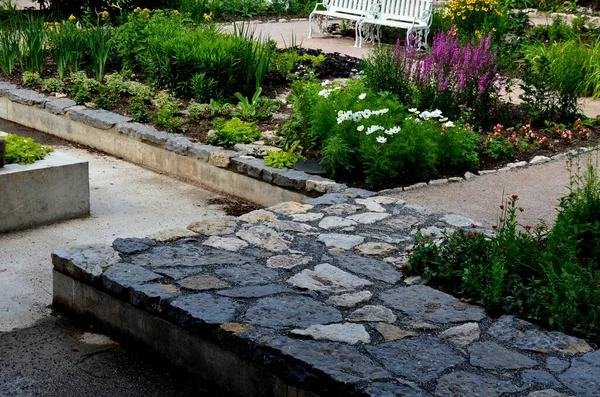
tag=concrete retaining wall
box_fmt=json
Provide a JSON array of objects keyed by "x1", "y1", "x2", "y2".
[
  {"x1": 0, "y1": 94, "x2": 323, "y2": 207},
  {"x1": 0, "y1": 150, "x2": 89, "y2": 232},
  {"x1": 53, "y1": 270, "x2": 319, "y2": 397}
]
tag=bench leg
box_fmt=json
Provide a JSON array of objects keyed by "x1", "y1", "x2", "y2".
[{"x1": 308, "y1": 13, "x2": 314, "y2": 38}]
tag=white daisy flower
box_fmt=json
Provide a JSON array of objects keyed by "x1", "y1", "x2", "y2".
[
  {"x1": 376, "y1": 136, "x2": 387, "y2": 143},
  {"x1": 357, "y1": 125, "x2": 365, "y2": 131},
  {"x1": 358, "y1": 93, "x2": 366, "y2": 100}
]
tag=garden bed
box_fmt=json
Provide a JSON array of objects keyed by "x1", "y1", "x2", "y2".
[{"x1": 0, "y1": 145, "x2": 90, "y2": 232}]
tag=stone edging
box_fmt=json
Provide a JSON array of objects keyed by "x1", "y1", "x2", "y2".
[
  {"x1": 381, "y1": 147, "x2": 599, "y2": 194},
  {"x1": 0, "y1": 81, "x2": 353, "y2": 207},
  {"x1": 52, "y1": 196, "x2": 599, "y2": 397}
]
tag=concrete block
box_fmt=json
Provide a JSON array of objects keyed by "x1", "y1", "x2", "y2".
[{"x1": 0, "y1": 150, "x2": 90, "y2": 232}]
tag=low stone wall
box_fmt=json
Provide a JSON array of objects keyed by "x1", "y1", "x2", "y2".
[
  {"x1": 52, "y1": 194, "x2": 598, "y2": 396},
  {"x1": 0, "y1": 82, "x2": 341, "y2": 207},
  {"x1": 0, "y1": 149, "x2": 89, "y2": 232}
]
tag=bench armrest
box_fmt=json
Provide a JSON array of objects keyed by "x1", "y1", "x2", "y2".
[
  {"x1": 417, "y1": 0, "x2": 434, "y2": 25},
  {"x1": 312, "y1": 1, "x2": 328, "y2": 12},
  {"x1": 365, "y1": 0, "x2": 383, "y2": 18}
]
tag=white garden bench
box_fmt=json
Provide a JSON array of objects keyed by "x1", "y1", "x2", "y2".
[
  {"x1": 356, "y1": 0, "x2": 434, "y2": 48},
  {"x1": 308, "y1": 0, "x2": 374, "y2": 47}
]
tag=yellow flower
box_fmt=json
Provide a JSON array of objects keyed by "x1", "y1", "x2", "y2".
[
  {"x1": 143, "y1": 8, "x2": 150, "y2": 12},
  {"x1": 133, "y1": 6, "x2": 141, "y2": 13},
  {"x1": 110, "y1": 2, "x2": 121, "y2": 9},
  {"x1": 461, "y1": 15, "x2": 466, "y2": 19},
  {"x1": 495, "y1": 9, "x2": 503, "y2": 16},
  {"x1": 69, "y1": 14, "x2": 76, "y2": 21},
  {"x1": 100, "y1": 10, "x2": 109, "y2": 18},
  {"x1": 174, "y1": 9, "x2": 180, "y2": 15},
  {"x1": 203, "y1": 12, "x2": 212, "y2": 22},
  {"x1": 482, "y1": 7, "x2": 488, "y2": 11}
]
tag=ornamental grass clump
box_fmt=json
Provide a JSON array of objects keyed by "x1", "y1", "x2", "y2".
[{"x1": 396, "y1": 29, "x2": 503, "y2": 124}]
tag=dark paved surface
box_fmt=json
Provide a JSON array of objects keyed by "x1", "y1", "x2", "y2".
[{"x1": 0, "y1": 314, "x2": 238, "y2": 397}]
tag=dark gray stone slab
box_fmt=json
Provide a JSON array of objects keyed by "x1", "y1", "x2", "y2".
[
  {"x1": 264, "y1": 336, "x2": 389, "y2": 387},
  {"x1": 244, "y1": 295, "x2": 342, "y2": 329},
  {"x1": 52, "y1": 244, "x2": 120, "y2": 283},
  {"x1": 293, "y1": 159, "x2": 325, "y2": 175},
  {"x1": 303, "y1": 193, "x2": 349, "y2": 206},
  {"x1": 189, "y1": 143, "x2": 223, "y2": 160},
  {"x1": 69, "y1": 108, "x2": 132, "y2": 129},
  {"x1": 129, "y1": 283, "x2": 180, "y2": 312},
  {"x1": 522, "y1": 370, "x2": 562, "y2": 389},
  {"x1": 102, "y1": 263, "x2": 162, "y2": 296},
  {"x1": 272, "y1": 170, "x2": 316, "y2": 190},
  {"x1": 139, "y1": 126, "x2": 171, "y2": 145},
  {"x1": 380, "y1": 285, "x2": 487, "y2": 324},
  {"x1": 178, "y1": 275, "x2": 230, "y2": 291},
  {"x1": 434, "y1": 371, "x2": 520, "y2": 397},
  {"x1": 215, "y1": 264, "x2": 279, "y2": 286},
  {"x1": 152, "y1": 267, "x2": 204, "y2": 280},
  {"x1": 112, "y1": 237, "x2": 156, "y2": 255},
  {"x1": 170, "y1": 293, "x2": 240, "y2": 325},
  {"x1": 546, "y1": 357, "x2": 570, "y2": 373},
  {"x1": 217, "y1": 284, "x2": 293, "y2": 298},
  {"x1": 232, "y1": 157, "x2": 283, "y2": 180},
  {"x1": 130, "y1": 245, "x2": 250, "y2": 270},
  {"x1": 341, "y1": 188, "x2": 377, "y2": 198},
  {"x1": 328, "y1": 252, "x2": 402, "y2": 284},
  {"x1": 164, "y1": 135, "x2": 193, "y2": 155},
  {"x1": 469, "y1": 341, "x2": 537, "y2": 369},
  {"x1": 0, "y1": 82, "x2": 17, "y2": 95},
  {"x1": 7, "y1": 88, "x2": 48, "y2": 106},
  {"x1": 558, "y1": 350, "x2": 600, "y2": 395},
  {"x1": 365, "y1": 337, "x2": 464, "y2": 383},
  {"x1": 488, "y1": 315, "x2": 592, "y2": 355},
  {"x1": 45, "y1": 98, "x2": 77, "y2": 114},
  {"x1": 364, "y1": 381, "x2": 431, "y2": 396},
  {"x1": 117, "y1": 122, "x2": 156, "y2": 139}
]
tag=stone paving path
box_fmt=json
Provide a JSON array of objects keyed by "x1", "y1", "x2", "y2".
[{"x1": 54, "y1": 191, "x2": 600, "y2": 396}]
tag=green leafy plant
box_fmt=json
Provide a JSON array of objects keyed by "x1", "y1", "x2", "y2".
[
  {"x1": 41, "y1": 77, "x2": 65, "y2": 93},
  {"x1": 406, "y1": 157, "x2": 600, "y2": 337},
  {"x1": 86, "y1": 17, "x2": 112, "y2": 81},
  {"x1": 207, "y1": 117, "x2": 261, "y2": 146},
  {"x1": 4, "y1": 133, "x2": 54, "y2": 164},
  {"x1": 0, "y1": 18, "x2": 22, "y2": 74},
  {"x1": 153, "y1": 90, "x2": 184, "y2": 133},
  {"x1": 187, "y1": 101, "x2": 209, "y2": 122},
  {"x1": 129, "y1": 96, "x2": 150, "y2": 123},
  {"x1": 48, "y1": 18, "x2": 86, "y2": 79},
  {"x1": 19, "y1": 13, "x2": 46, "y2": 73},
  {"x1": 264, "y1": 141, "x2": 304, "y2": 168},
  {"x1": 22, "y1": 71, "x2": 41, "y2": 87},
  {"x1": 71, "y1": 84, "x2": 91, "y2": 105},
  {"x1": 232, "y1": 87, "x2": 262, "y2": 121}
]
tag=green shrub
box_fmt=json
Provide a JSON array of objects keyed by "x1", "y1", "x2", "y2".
[
  {"x1": 4, "y1": 133, "x2": 54, "y2": 164},
  {"x1": 153, "y1": 91, "x2": 184, "y2": 133},
  {"x1": 71, "y1": 84, "x2": 91, "y2": 104},
  {"x1": 112, "y1": 10, "x2": 271, "y2": 101},
  {"x1": 264, "y1": 141, "x2": 304, "y2": 168},
  {"x1": 22, "y1": 71, "x2": 41, "y2": 87},
  {"x1": 129, "y1": 96, "x2": 150, "y2": 123},
  {"x1": 48, "y1": 18, "x2": 86, "y2": 79},
  {"x1": 406, "y1": 157, "x2": 600, "y2": 337},
  {"x1": 520, "y1": 40, "x2": 587, "y2": 123},
  {"x1": 361, "y1": 45, "x2": 413, "y2": 105},
  {"x1": 207, "y1": 117, "x2": 261, "y2": 146},
  {"x1": 41, "y1": 77, "x2": 66, "y2": 93}
]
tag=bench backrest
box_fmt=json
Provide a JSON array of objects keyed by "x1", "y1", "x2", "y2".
[
  {"x1": 326, "y1": 0, "x2": 372, "y2": 14},
  {"x1": 378, "y1": 0, "x2": 432, "y2": 22}
]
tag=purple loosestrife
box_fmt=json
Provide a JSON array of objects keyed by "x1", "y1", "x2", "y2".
[{"x1": 394, "y1": 29, "x2": 503, "y2": 122}]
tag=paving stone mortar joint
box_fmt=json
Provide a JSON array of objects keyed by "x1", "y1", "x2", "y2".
[{"x1": 52, "y1": 196, "x2": 599, "y2": 396}]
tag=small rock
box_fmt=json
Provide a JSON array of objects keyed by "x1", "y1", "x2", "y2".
[
  {"x1": 439, "y1": 323, "x2": 480, "y2": 347},
  {"x1": 220, "y1": 323, "x2": 254, "y2": 335},
  {"x1": 317, "y1": 233, "x2": 365, "y2": 250},
  {"x1": 355, "y1": 198, "x2": 386, "y2": 212},
  {"x1": 187, "y1": 216, "x2": 238, "y2": 236},
  {"x1": 236, "y1": 225, "x2": 289, "y2": 252},
  {"x1": 440, "y1": 214, "x2": 480, "y2": 228},
  {"x1": 265, "y1": 220, "x2": 316, "y2": 233},
  {"x1": 530, "y1": 155, "x2": 551, "y2": 165},
  {"x1": 404, "y1": 182, "x2": 427, "y2": 191},
  {"x1": 202, "y1": 236, "x2": 248, "y2": 252},
  {"x1": 318, "y1": 216, "x2": 357, "y2": 229},
  {"x1": 291, "y1": 323, "x2": 370, "y2": 344},
  {"x1": 323, "y1": 204, "x2": 362, "y2": 215},
  {"x1": 267, "y1": 201, "x2": 313, "y2": 215},
  {"x1": 303, "y1": 193, "x2": 348, "y2": 205},
  {"x1": 289, "y1": 213, "x2": 324, "y2": 222},
  {"x1": 429, "y1": 178, "x2": 448, "y2": 185},
  {"x1": 266, "y1": 254, "x2": 312, "y2": 269},
  {"x1": 238, "y1": 209, "x2": 278, "y2": 224},
  {"x1": 346, "y1": 212, "x2": 391, "y2": 224},
  {"x1": 403, "y1": 276, "x2": 427, "y2": 285},
  {"x1": 326, "y1": 290, "x2": 372, "y2": 307},
  {"x1": 478, "y1": 169, "x2": 497, "y2": 175},
  {"x1": 178, "y1": 275, "x2": 230, "y2": 291},
  {"x1": 355, "y1": 242, "x2": 397, "y2": 256},
  {"x1": 376, "y1": 323, "x2": 418, "y2": 341},
  {"x1": 469, "y1": 341, "x2": 537, "y2": 370},
  {"x1": 305, "y1": 180, "x2": 341, "y2": 192},
  {"x1": 464, "y1": 171, "x2": 477, "y2": 180},
  {"x1": 507, "y1": 160, "x2": 528, "y2": 169},
  {"x1": 287, "y1": 263, "x2": 372, "y2": 294},
  {"x1": 208, "y1": 151, "x2": 233, "y2": 167},
  {"x1": 347, "y1": 305, "x2": 397, "y2": 323},
  {"x1": 147, "y1": 228, "x2": 198, "y2": 242}
]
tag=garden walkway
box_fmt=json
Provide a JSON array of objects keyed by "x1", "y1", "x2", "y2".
[{"x1": 0, "y1": 120, "x2": 239, "y2": 395}]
